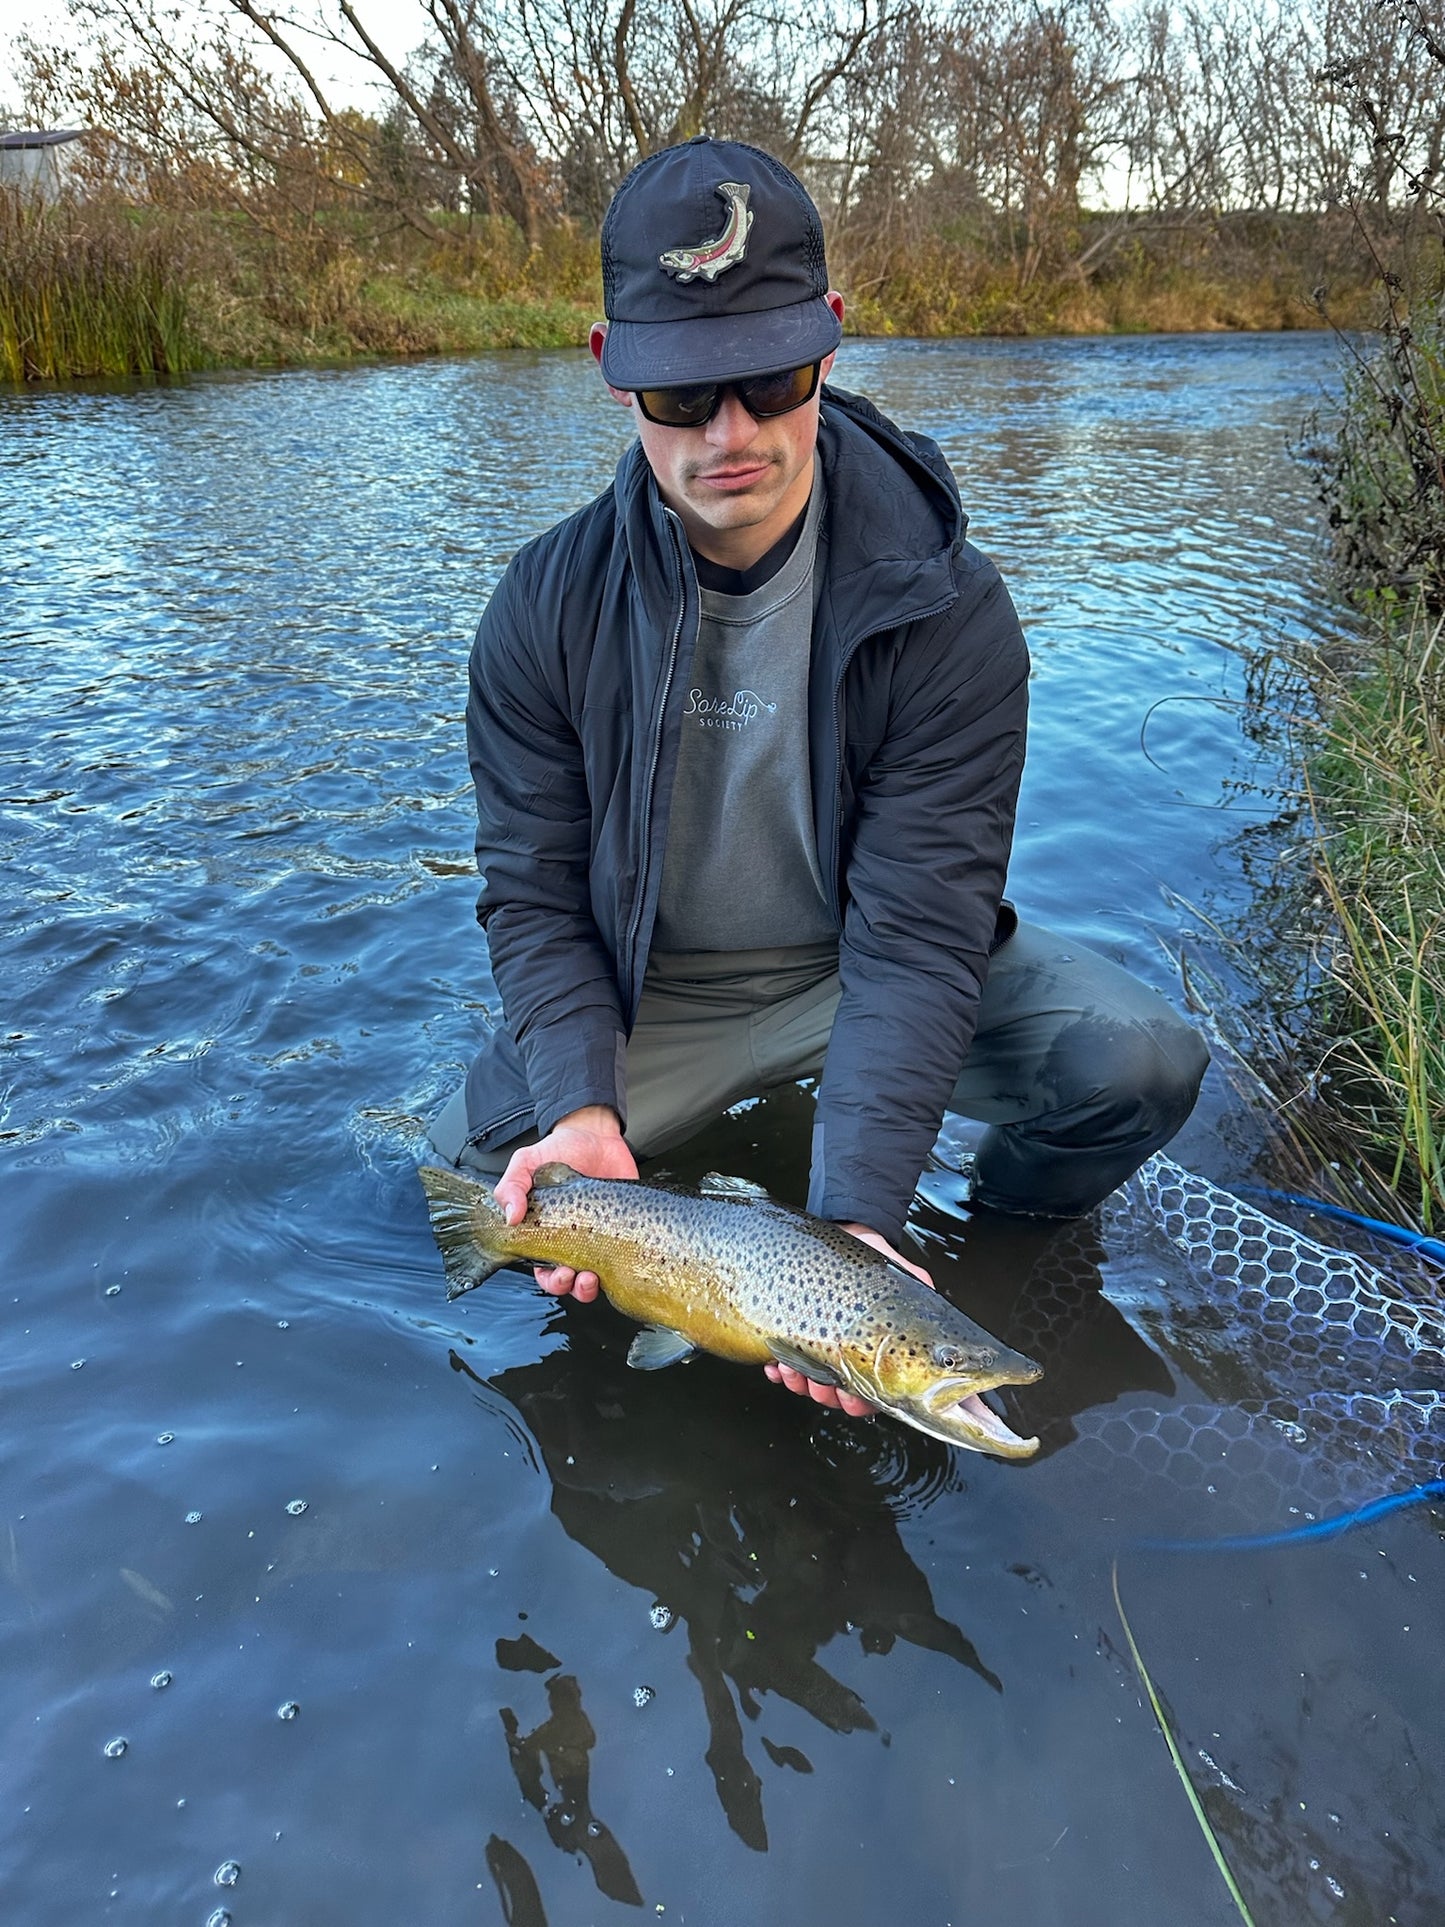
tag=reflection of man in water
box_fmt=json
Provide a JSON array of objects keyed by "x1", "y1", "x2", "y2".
[
  {"x1": 429, "y1": 137, "x2": 1209, "y2": 1415},
  {"x1": 470, "y1": 1314, "x2": 1002, "y2": 1866}
]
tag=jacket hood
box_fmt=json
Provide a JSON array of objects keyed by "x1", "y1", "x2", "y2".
[
  {"x1": 814, "y1": 382, "x2": 967, "y2": 639},
  {"x1": 609, "y1": 381, "x2": 967, "y2": 641}
]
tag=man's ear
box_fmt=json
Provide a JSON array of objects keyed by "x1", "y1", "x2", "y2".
[
  {"x1": 590, "y1": 322, "x2": 635, "y2": 407},
  {"x1": 820, "y1": 291, "x2": 845, "y2": 382}
]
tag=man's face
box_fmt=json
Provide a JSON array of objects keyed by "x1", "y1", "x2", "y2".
[{"x1": 591, "y1": 292, "x2": 844, "y2": 567}]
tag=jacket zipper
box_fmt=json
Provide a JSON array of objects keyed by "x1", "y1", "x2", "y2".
[
  {"x1": 826, "y1": 592, "x2": 958, "y2": 920},
  {"x1": 469, "y1": 1103, "x2": 531, "y2": 1151},
  {"x1": 622, "y1": 509, "x2": 692, "y2": 1019}
]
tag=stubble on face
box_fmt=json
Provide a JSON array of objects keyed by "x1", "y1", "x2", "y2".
[{"x1": 638, "y1": 407, "x2": 818, "y2": 567}]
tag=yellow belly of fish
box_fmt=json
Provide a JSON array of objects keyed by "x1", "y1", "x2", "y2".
[{"x1": 497, "y1": 1223, "x2": 779, "y2": 1367}]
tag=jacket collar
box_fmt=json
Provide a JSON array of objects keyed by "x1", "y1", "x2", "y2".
[{"x1": 611, "y1": 382, "x2": 964, "y2": 645}]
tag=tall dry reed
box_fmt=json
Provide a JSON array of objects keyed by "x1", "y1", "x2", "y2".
[{"x1": 0, "y1": 188, "x2": 195, "y2": 382}]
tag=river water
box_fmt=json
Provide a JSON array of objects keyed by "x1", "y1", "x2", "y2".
[{"x1": 3, "y1": 335, "x2": 1442, "y2": 1926}]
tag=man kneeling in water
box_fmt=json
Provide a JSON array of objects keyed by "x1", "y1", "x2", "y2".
[{"x1": 429, "y1": 137, "x2": 1209, "y2": 1414}]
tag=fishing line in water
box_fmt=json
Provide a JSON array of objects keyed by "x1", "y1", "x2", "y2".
[
  {"x1": 1134, "y1": 1480, "x2": 1445, "y2": 1553},
  {"x1": 1135, "y1": 692, "x2": 1292, "y2": 813}
]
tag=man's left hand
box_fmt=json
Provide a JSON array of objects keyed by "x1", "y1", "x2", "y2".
[{"x1": 764, "y1": 1224, "x2": 934, "y2": 1416}]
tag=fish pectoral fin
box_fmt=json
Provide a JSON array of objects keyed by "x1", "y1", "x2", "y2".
[
  {"x1": 698, "y1": 1172, "x2": 769, "y2": 1201},
  {"x1": 766, "y1": 1341, "x2": 842, "y2": 1388},
  {"x1": 627, "y1": 1326, "x2": 697, "y2": 1371},
  {"x1": 530, "y1": 1162, "x2": 582, "y2": 1187}
]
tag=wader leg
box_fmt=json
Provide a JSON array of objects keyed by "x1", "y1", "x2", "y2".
[
  {"x1": 950, "y1": 921, "x2": 1209, "y2": 1218},
  {"x1": 428, "y1": 925, "x2": 1205, "y2": 1221},
  {"x1": 429, "y1": 951, "x2": 841, "y2": 1177}
]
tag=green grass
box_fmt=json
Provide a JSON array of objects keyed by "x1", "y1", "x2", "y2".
[
  {"x1": 1293, "y1": 611, "x2": 1445, "y2": 1227},
  {"x1": 0, "y1": 189, "x2": 195, "y2": 380}
]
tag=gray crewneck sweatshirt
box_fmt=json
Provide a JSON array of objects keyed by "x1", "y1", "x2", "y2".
[{"x1": 652, "y1": 469, "x2": 835, "y2": 952}]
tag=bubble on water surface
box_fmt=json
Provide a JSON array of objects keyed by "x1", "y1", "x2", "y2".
[
  {"x1": 285, "y1": 1499, "x2": 308, "y2": 1516},
  {"x1": 103, "y1": 1737, "x2": 128, "y2": 1759},
  {"x1": 277, "y1": 1319, "x2": 290, "y2": 1329},
  {"x1": 151, "y1": 1670, "x2": 172, "y2": 1690},
  {"x1": 185, "y1": 1512, "x2": 202, "y2": 1525},
  {"x1": 157, "y1": 1433, "x2": 174, "y2": 1446},
  {"x1": 104, "y1": 1285, "x2": 121, "y2": 1296},
  {"x1": 277, "y1": 1701, "x2": 300, "y2": 1721},
  {"x1": 650, "y1": 1604, "x2": 674, "y2": 1631},
  {"x1": 70, "y1": 1359, "x2": 85, "y2": 1370},
  {"x1": 633, "y1": 1685, "x2": 655, "y2": 1708},
  {"x1": 206, "y1": 1913, "x2": 232, "y2": 1927},
  {"x1": 214, "y1": 1860, "x2": 241, "y2": 1887}
]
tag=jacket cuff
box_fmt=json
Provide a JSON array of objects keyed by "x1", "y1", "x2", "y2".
[{"x1": 528, "y1": 1028, "x2": 629, "y2": 1139}]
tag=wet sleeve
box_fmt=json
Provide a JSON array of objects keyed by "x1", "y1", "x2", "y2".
[
  {"x1": 808, "y1": 553, "x2": 1029, "y2": 1247},
  {"x1": 467, "y1": 560, "x2": 628, "y2": 1136}
]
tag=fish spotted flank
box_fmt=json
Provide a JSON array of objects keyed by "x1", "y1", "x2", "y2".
[
  {"x1": 418, "y1": 1163, "x2": 1041, "y2": 1459},
  {"x1": 658, "y1": 182, "x2": 753, "y2": 283}
]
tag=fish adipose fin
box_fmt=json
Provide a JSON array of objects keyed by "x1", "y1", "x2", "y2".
[
  {"x1": 766, "y1": 1341, "x2": 842, "y2": 1388},
  {"x1": 417, "y1": 1165, "x2": 509, "y2": 1300},
  {"x1": 531, "y1": 1162, "x2": 582, "y2": 1187},
  {"x1": 627, "y1": 1326, "x2": 697, "y2": 1370}
]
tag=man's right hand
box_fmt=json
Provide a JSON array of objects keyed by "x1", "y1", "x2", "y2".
[{"x1": 494, "y1": 1106, "x2": 637, "y2": 1303}]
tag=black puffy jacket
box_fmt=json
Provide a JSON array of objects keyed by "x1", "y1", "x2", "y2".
[{"x1": 455, "y1": 382, "x2": 1029, "y2": 1246}]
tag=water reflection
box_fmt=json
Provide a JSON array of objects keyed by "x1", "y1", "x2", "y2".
[{"x1": 456, "y1": 1321, "x2": 1001, "y2": 1862}]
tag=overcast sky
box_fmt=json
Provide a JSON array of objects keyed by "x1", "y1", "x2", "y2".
[{"x1": 0, "y1": 0, "x2": 429, "y2": 118}]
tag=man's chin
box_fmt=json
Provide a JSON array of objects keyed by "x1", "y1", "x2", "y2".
[{"x1": 684, "y1": 481, "x2": 783, "y2": 531}]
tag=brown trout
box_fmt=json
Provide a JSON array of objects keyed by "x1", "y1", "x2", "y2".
[{"x1": 418, "y1": 1162, "x2": 1042, "y2": 1459}]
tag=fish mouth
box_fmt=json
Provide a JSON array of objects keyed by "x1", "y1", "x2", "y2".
[{"x1": 914, "y1": 1374, "x2": 1041, "y2": 1460}]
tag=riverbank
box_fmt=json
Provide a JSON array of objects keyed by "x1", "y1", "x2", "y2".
[
  {"x1": 0, "y1": 192, "x2": 1380, "y2": 381},
  {"x1": 1230, "y1": 310, "x2": 1445, "y2": 1232}
]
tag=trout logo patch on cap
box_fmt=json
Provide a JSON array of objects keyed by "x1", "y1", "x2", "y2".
[
  {"x1": 658, "y1": 182, "x2": 752, "y2": 284},
  {"x1": 599, "y1": 137, "x2": 840, "y2": 391}
]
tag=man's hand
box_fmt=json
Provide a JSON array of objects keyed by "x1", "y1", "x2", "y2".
[
  {"x1": 764, "y1": 1223, "x2": 934, "y2": 1417},
  {"x1": 494, "y1": 1106, "x2": 638, "y2": 1303}
]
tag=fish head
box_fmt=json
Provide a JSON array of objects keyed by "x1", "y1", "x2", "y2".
[{"x1": 841, "y1": 1306, "x2": 1043, "y2": 1460}]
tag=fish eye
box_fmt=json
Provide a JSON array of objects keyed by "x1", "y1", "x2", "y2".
[{"x1": 932, "y1": 1343, "x2": 963, "y2": 1369}]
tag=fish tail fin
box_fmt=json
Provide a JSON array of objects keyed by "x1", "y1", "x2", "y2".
[{"x1": 417, "y1": 1164, "x2": 510, "y2": 1299}]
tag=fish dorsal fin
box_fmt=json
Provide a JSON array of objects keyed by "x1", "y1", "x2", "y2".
[
  {"x1": 699, "y1": 1171, "x2": 769, "y2": 1201},
  {"x1": 627, "y1": 1326, "x2": 697, "y2": 1371},
  {"x1": 766, "y1": 1340, "x2": 841, "y2": 1388},
  {"x1": 531, "y1": 1162, "x2": 581, "y2": 1187}
]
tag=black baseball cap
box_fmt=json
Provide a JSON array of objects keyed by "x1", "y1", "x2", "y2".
[{"x1": 599, "y1": 136, "x2": 842, "y2": 391}]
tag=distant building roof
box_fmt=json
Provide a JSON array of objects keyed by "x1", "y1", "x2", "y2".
[{"x1": 0, "y1": 129, "x2": 87, "y2": 150}]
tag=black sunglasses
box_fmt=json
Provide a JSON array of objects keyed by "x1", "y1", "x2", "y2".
[{"x1": 633, "y1": 360, "x2": 822, "y2": 428}]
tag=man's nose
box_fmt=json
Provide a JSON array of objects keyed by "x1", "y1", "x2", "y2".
[{"x1": 704, "y1": 389, "x2": 759, "y2": 451}]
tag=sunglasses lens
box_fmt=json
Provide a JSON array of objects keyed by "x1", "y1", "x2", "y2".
[
  {"x1": 740, "y1": 363, "x2": 818, "y2": 416},
  {"x1": 637, "y1": 383, "x2": 718, "y2": 426},
  {"x1": 634, "y1": 361, "x2": 821, "y2": 426}
]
